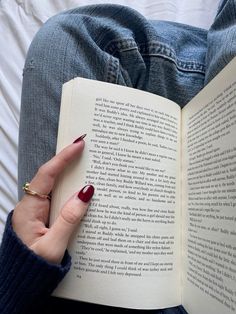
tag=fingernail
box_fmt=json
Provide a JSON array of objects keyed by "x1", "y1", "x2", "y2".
[
  {"x1": 78, "y1": 185, "x2": 94, "y2": 202},
  {"x1": 73, "y1": 134, "x2": 86, "y2": 143}
]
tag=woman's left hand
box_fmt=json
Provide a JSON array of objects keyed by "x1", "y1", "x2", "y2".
[{"x1": 12, "y1": 138, "x2": 94, "y2": 264}]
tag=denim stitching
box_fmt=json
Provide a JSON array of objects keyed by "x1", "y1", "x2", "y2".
[
  {"x1": 105, "y1": 38, "x2": 205, "y2": 74},
  {"x1": 106, "y1": 55, "x2": 119, "y2": 84}
]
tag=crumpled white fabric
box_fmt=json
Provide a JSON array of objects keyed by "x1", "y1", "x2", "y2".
[{"x1": 0, "y1": 0, "x2": 220, "y2": 240}]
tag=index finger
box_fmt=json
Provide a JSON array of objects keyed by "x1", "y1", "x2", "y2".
[{"x1": 28, "y1": 138, "x2": 85, "y2": 196}]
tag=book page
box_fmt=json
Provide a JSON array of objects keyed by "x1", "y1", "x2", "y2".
[
  {"x1": 50, "y1": 78, "x2": 181, "y2": 309},
  {"x1": 182, "y1": 57, "x2": 236, "y2": 314}
]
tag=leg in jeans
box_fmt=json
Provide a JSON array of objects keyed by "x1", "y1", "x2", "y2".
[
  {"x1": 18, "y1": 2, "x2": 236, "y2": 313},
  {"x1": 18, "y1": 4, "x2": 207, "y2": 198},
  {"x1": 205, "y1": 0, "x2": 236, "y2": 84}
]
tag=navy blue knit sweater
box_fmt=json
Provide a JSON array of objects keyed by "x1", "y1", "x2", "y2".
[{"x1": 0, "y1": 212, "x2": 71, "y2": 314}]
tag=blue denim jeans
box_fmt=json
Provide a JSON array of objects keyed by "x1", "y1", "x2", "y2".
[{"x1": 18, "y1": 1, "x2": 236, "y2": 313}]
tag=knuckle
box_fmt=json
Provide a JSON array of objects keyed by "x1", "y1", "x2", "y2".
[
  {"x1": 57, "y1": 154, "x2": 71, "y2": 167},
  {"x1": 38, "y1": 164, "x2": 48, "y2": 176},
  {"x1": 38, "y1": 163, "x2": 55, "y2": 180},
  {"x1": 61, "y1": 206, "x2": 83, "y2": 225}
]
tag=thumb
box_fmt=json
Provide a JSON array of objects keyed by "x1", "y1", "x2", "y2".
[
  {"x1": 32, "y1": 185, "x2": 94, "y2": 264},
  {"x1": 51, "y1": 184, "x2": 94, "y2": 243}
]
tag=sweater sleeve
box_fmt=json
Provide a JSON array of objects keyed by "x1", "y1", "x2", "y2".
[{"x1": 0, "y1": 211, "x2": 71, "y2": 314}]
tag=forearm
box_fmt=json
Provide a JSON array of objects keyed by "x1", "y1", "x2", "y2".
[{"x1": 0, "y1": 211, "x2": 71, "y2": 314}]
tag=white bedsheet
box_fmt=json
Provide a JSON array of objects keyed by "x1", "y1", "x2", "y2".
[{"x1": 0, "y1": 0, "x2": 220, "y2": 240}]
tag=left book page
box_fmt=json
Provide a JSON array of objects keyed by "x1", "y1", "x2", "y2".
[{"x1": 50, "y1": 78, "x2": 181, "y2": 309}]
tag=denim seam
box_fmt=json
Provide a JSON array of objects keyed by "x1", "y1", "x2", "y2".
[
  {"x1": 106, "y1": 55, "x2": 119, "y2": 84},
  {"x1": 105, "y1": 38, "x2": 206, "y2": 74}
]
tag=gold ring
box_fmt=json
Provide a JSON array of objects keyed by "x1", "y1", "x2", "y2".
[{"x1": 22, "y1": 182, "x2": 51, "y2": 200}]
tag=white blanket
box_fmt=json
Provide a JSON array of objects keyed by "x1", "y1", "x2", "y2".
[{"x1": 0, "y1": 0, "x2": 220, "y2": 240}]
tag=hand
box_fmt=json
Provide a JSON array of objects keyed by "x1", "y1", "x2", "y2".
[{"x1": 12, "y1": 138, "x2": 94, "y2": 264}]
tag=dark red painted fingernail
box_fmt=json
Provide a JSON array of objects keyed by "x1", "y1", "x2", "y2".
[
  {"x1": 73, "y1": 134, "x2": 86, "y2": 143},
  {"x1": 78, "y1": 185, "x2": 94, "y2": 202}
]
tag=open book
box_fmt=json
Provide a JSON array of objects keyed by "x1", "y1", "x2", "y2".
[{"x1": 50, "y1": 57, "x2": 236, "y2": 313}]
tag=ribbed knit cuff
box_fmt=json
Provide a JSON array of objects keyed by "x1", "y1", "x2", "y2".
[{"x1": 0, "y1": 211, "x2": 71, "y2": 314}]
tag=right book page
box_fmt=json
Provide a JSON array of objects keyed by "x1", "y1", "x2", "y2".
[{"x1": 181, "y1": 57, "x2": 236, "y2": 314}]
